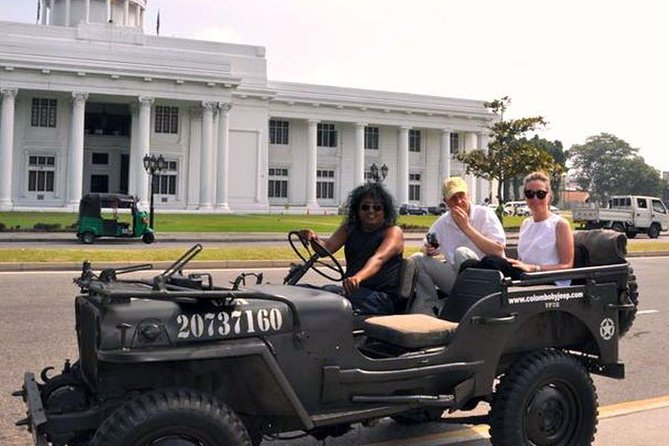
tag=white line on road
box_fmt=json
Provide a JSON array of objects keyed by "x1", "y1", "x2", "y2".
[{"x1": 638, "y1": 309, "x2": 660, "y2": 315}]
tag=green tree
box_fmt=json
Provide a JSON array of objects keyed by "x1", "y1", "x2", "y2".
[
  {"x1": 526, "y1": 136, "x2": 567, "y2": 205},
  {"x1": 568, "y1": 133, "x2": 663, "y2": 203},
  {"x1": 457, "y1": 97, "x2": 559, "y2": 218}
]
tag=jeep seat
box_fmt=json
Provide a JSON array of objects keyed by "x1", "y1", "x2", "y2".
[
  {"x1": 397, "y1": 257, "x2": 419, "y2": 310},
  {"x1": 363, "y1": 314, "x2": 459, "y2": 349}
]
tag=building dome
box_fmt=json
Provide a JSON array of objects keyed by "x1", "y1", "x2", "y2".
[{"x1": 44, "y1": 0, "x2": 147, "y2": 28}]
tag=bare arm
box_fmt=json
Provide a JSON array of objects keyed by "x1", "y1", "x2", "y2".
[
  {"x1": 343, "y1": 226, "x2": 404, "y2": 295},
  {"x1": 451, "y1": 206, "x2": 505, "y2": 257},
  {"x1": 299, "y1": 225, "x2": 348, "y2": 254}
]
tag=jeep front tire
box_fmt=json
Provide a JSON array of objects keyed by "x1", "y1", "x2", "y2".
[
  {"x1": 490, "y1": 349, "x2": 597, "y2": 446},
  {"x1": 90, "y1": 388, "x2": 252, "y2": 446}
]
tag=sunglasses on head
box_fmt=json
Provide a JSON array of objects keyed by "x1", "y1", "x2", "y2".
[
  {"x1": 360, "y1": 203, "x2": 383, "y2": 212},
  {"x1": 524, "y1": 189, "x2": 548, "y2": 200}
]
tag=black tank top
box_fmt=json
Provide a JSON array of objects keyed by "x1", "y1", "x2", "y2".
[{"x1": 344, "y1": 225, "x2": 402, "y2": 295}]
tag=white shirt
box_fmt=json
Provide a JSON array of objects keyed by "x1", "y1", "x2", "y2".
[
  {"x1": 518, "y1": 213, "x2": 562, "y2": 265},
  {"x1": 518, "y1": 213, "x2": 570, "y2": 286},
  {"x1": 428, "y1": 204, "x2": 506, "y2": 264}
]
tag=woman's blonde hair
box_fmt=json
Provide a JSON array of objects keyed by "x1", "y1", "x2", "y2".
[{"x1": 523, "y1": 171, "x2": 551, "y2": 194}]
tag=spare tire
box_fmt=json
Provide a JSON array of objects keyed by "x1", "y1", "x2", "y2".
[{"x1": 618, "y1": 268, "x2": 639, "y2": 337}]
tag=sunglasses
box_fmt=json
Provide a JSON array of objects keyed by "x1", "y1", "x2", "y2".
[
  {"x1": 524, "y1": 189, "x2": 548, "y2": 200},
  {"x1": 360, "y1": 203, "x2": 383, "y2": 212}
]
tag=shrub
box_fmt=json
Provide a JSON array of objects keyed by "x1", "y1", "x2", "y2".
[{"x1": 33, "y1": 222, "x2": 62, "y2": 232}]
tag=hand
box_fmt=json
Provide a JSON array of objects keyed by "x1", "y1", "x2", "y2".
[
  {"x1": 508, "y1": 258, "x2": 533, "y2": 272},
  {"x1": 343, "y1": 276, "x2": 361, "y2": 296},
  {"x1": 450, "y1": 206, "x2": 470, "y2": 231},
  {"x1": 298, "y1": 229, "x2": 317, "y2": 241},
  {"x1": 424, "y1": 244, "x2": 441, "y2": 257}
]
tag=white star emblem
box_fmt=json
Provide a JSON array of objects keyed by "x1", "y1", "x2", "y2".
[{"x1": 600, "y1": 318, "x2": 615, "y2": 340}]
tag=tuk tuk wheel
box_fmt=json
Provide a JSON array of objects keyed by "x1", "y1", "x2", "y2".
[
  {"x1": 82, "y1": 232, "x2": 95, "y2": 244},
  {"x1": 142, "y1": 232, "x2": 155, "y2": 244}
]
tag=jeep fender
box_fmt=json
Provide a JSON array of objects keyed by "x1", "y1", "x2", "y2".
[{"x1": 98, "y1": 337, "x2": 314, "y2": 431}]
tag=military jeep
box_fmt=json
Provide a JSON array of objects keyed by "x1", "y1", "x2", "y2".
[{"x1": 15, "y1": 230, "x2": 637, "y2": 445}]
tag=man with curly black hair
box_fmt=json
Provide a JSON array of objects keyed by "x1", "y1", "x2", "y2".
[{"x1": 299, "y1": 182, "x2": 404, "y2": 315}]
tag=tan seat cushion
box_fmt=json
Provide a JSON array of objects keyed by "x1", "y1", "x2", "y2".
[{"x1": 364, "y1": 314, "x2": 459, "y2": 349}]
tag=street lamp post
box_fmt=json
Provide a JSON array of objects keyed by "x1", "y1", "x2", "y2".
[
  {"x1": 369, "y1": 163, "x2": 388, "y2": 183},
  {"x1": 143, "y1": 154, "x2": 166, "y2": 229}
]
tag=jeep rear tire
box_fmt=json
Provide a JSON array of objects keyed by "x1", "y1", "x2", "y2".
[
  {"x1": 490, "y1": 349, "x2": 597, "y2": 446},
  {"x1": 619, "y1": 268, "x2": 639, "y2": 337},
  {"x1": 90, "y1": 388, "x2": 252, "y2": 446}
]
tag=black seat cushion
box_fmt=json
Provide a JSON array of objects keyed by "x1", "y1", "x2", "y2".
[{"x1": 364, "y1": 314, "x2": 459, "y2": 349}]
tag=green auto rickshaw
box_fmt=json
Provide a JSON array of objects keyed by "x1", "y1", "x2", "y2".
[{"x1": 76, "y1": 193, "x2": 155, "y2": 244}]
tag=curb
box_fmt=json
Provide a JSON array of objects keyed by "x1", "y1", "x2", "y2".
[{"x1": 0, "y1": 251, "x2": 664, "y2": 273}]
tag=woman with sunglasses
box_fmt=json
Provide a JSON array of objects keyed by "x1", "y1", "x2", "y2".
[
  {"x1": 508, "y1": 171, "x2": 574, "y2": 278},
  {"x1": 298, "y1": 182, "x2": 404, "y2": 315}
]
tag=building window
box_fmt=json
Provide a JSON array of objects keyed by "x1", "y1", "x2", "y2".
[
  {"x1": 365, "y1": 126, "x2": 379, "y2": 150},
  {"x1": 90, "y1": 175, "x2": 109, "y2": 193},
  {"x1": 92, "y1": 152, "x2": 109, "y2": 165},
  {"x1": 268, "y1": 168, "x2": 289, "y2": 198},
  {"x1": 153, "y1": 160, "x2": 178, "y2": 195},
  {"x1": 31, "y1": 98, "x2": 57, "y2": 128},
  {"x1": 316, "y1": 169, "x2": 335, "y2": 200},
  {"x1": 450, "y1": 133, "x2": 460, "y2": 154},
  {"x1": 155, "y1": 105, "x2": 179, "y2": 134},
  {"x1": 317, "y1": 123, "x2": 338, "y2": 148},
  {"x1": 28, "y1": 155, "x2": 55, "y2": 192},
  {"x1": 269, "y1": 119, "x2": 290, "y2": 145},
  {"x1": 409, "y1": 129, "x2": 421, "y2": 152},
  {"x1": 409, "y1": 173, "x2": 421, "y2": 201}
]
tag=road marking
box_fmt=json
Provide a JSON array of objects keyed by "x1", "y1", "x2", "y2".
[
  {"x1": 363, "y1": 395, "x2": 669, "y2": 446},
  {"x1": 637, "y1": 309, "x2": 659, "y2": 315}
]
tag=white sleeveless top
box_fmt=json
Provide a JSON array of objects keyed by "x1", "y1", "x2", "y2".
[{"x1": 518, "y1": 213, "x2": 570, "y2": 286}]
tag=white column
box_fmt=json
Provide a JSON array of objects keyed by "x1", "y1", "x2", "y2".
[
  {"x1": 0, "y1": 88, "x2": 17, "y2": 210},
  {"x1": 67, "y1": 92, "x2": 88, "y2": 207},
  {"x1": 354, "y1": 123, "x2": 366, "y2": 187},
  {"x1": 128, "y1": 104, "x2": 139, "y2": 196},
  {"x1": 64, "y1": 0, "x2": 71, "y2": 26},
  {"x1": 440, "y1": 129, "x2": 452, "y2": 182},
  {"x1": 478, "y1": 131, "x2": 490, "y2": 203},
  {"x1": 123, "y1": 0, "x2": 129, "y2": 26},
  {"x1": 306, "y1": 119, "x2": 319, "y2": 209},
  {"x1": 85, "y1": 0, "x2": 91, "y2": 23},
  {"x1": 464, "y1": 132, "x2": 478, "y2": 203},
  {"x1": 215, "y1": 103, "x2": 232, "y2": 211},
  {"x1": 199, "y1": 101, "x2": 216, "y2": 210},
  {"x1": 40, "y1": 0, "x2": 47, "y2": 24},
  {"x1": 397, "y1": 126, "x2": 410, "y2": 204},
  {"x1": 136, "y1": 96, "x2": 153, "y2": 205},
  {"x1": 106, "y1": 0, "x2": 112, "y2": 22}
]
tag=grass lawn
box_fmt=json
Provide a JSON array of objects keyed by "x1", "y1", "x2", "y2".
[{"x1": 0, "y1": 211, "x2": 528, "y2": 233}]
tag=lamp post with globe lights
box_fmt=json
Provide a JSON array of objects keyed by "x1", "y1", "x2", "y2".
[
  {"x1": 369, "y1": 163, "x2": 388, "y2": 183},
  {"x1": 143, "y1": 154, "x2": 166, "y2": 229}
]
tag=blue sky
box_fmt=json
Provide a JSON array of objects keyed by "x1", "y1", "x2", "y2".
[{"x1": 2, "y1": 0, "x2": 668, "y2": 172}]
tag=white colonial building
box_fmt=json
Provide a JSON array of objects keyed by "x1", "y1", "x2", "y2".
[{"x1": 0, "y1": 0, "x2": 493, "y2": 213}]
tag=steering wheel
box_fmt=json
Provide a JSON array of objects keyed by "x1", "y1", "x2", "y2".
[{"x1": 288, "y1": 231, "x2": 344, "y2": 282}]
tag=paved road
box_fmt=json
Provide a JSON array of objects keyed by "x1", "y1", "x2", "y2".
[{"x1": 2, "y1": 257, "x2": 667, "y2": 445}]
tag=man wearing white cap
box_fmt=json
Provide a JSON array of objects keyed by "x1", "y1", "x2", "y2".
[{"x1": 410, "y1": 176, "x2": 506, "y2": 314}]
